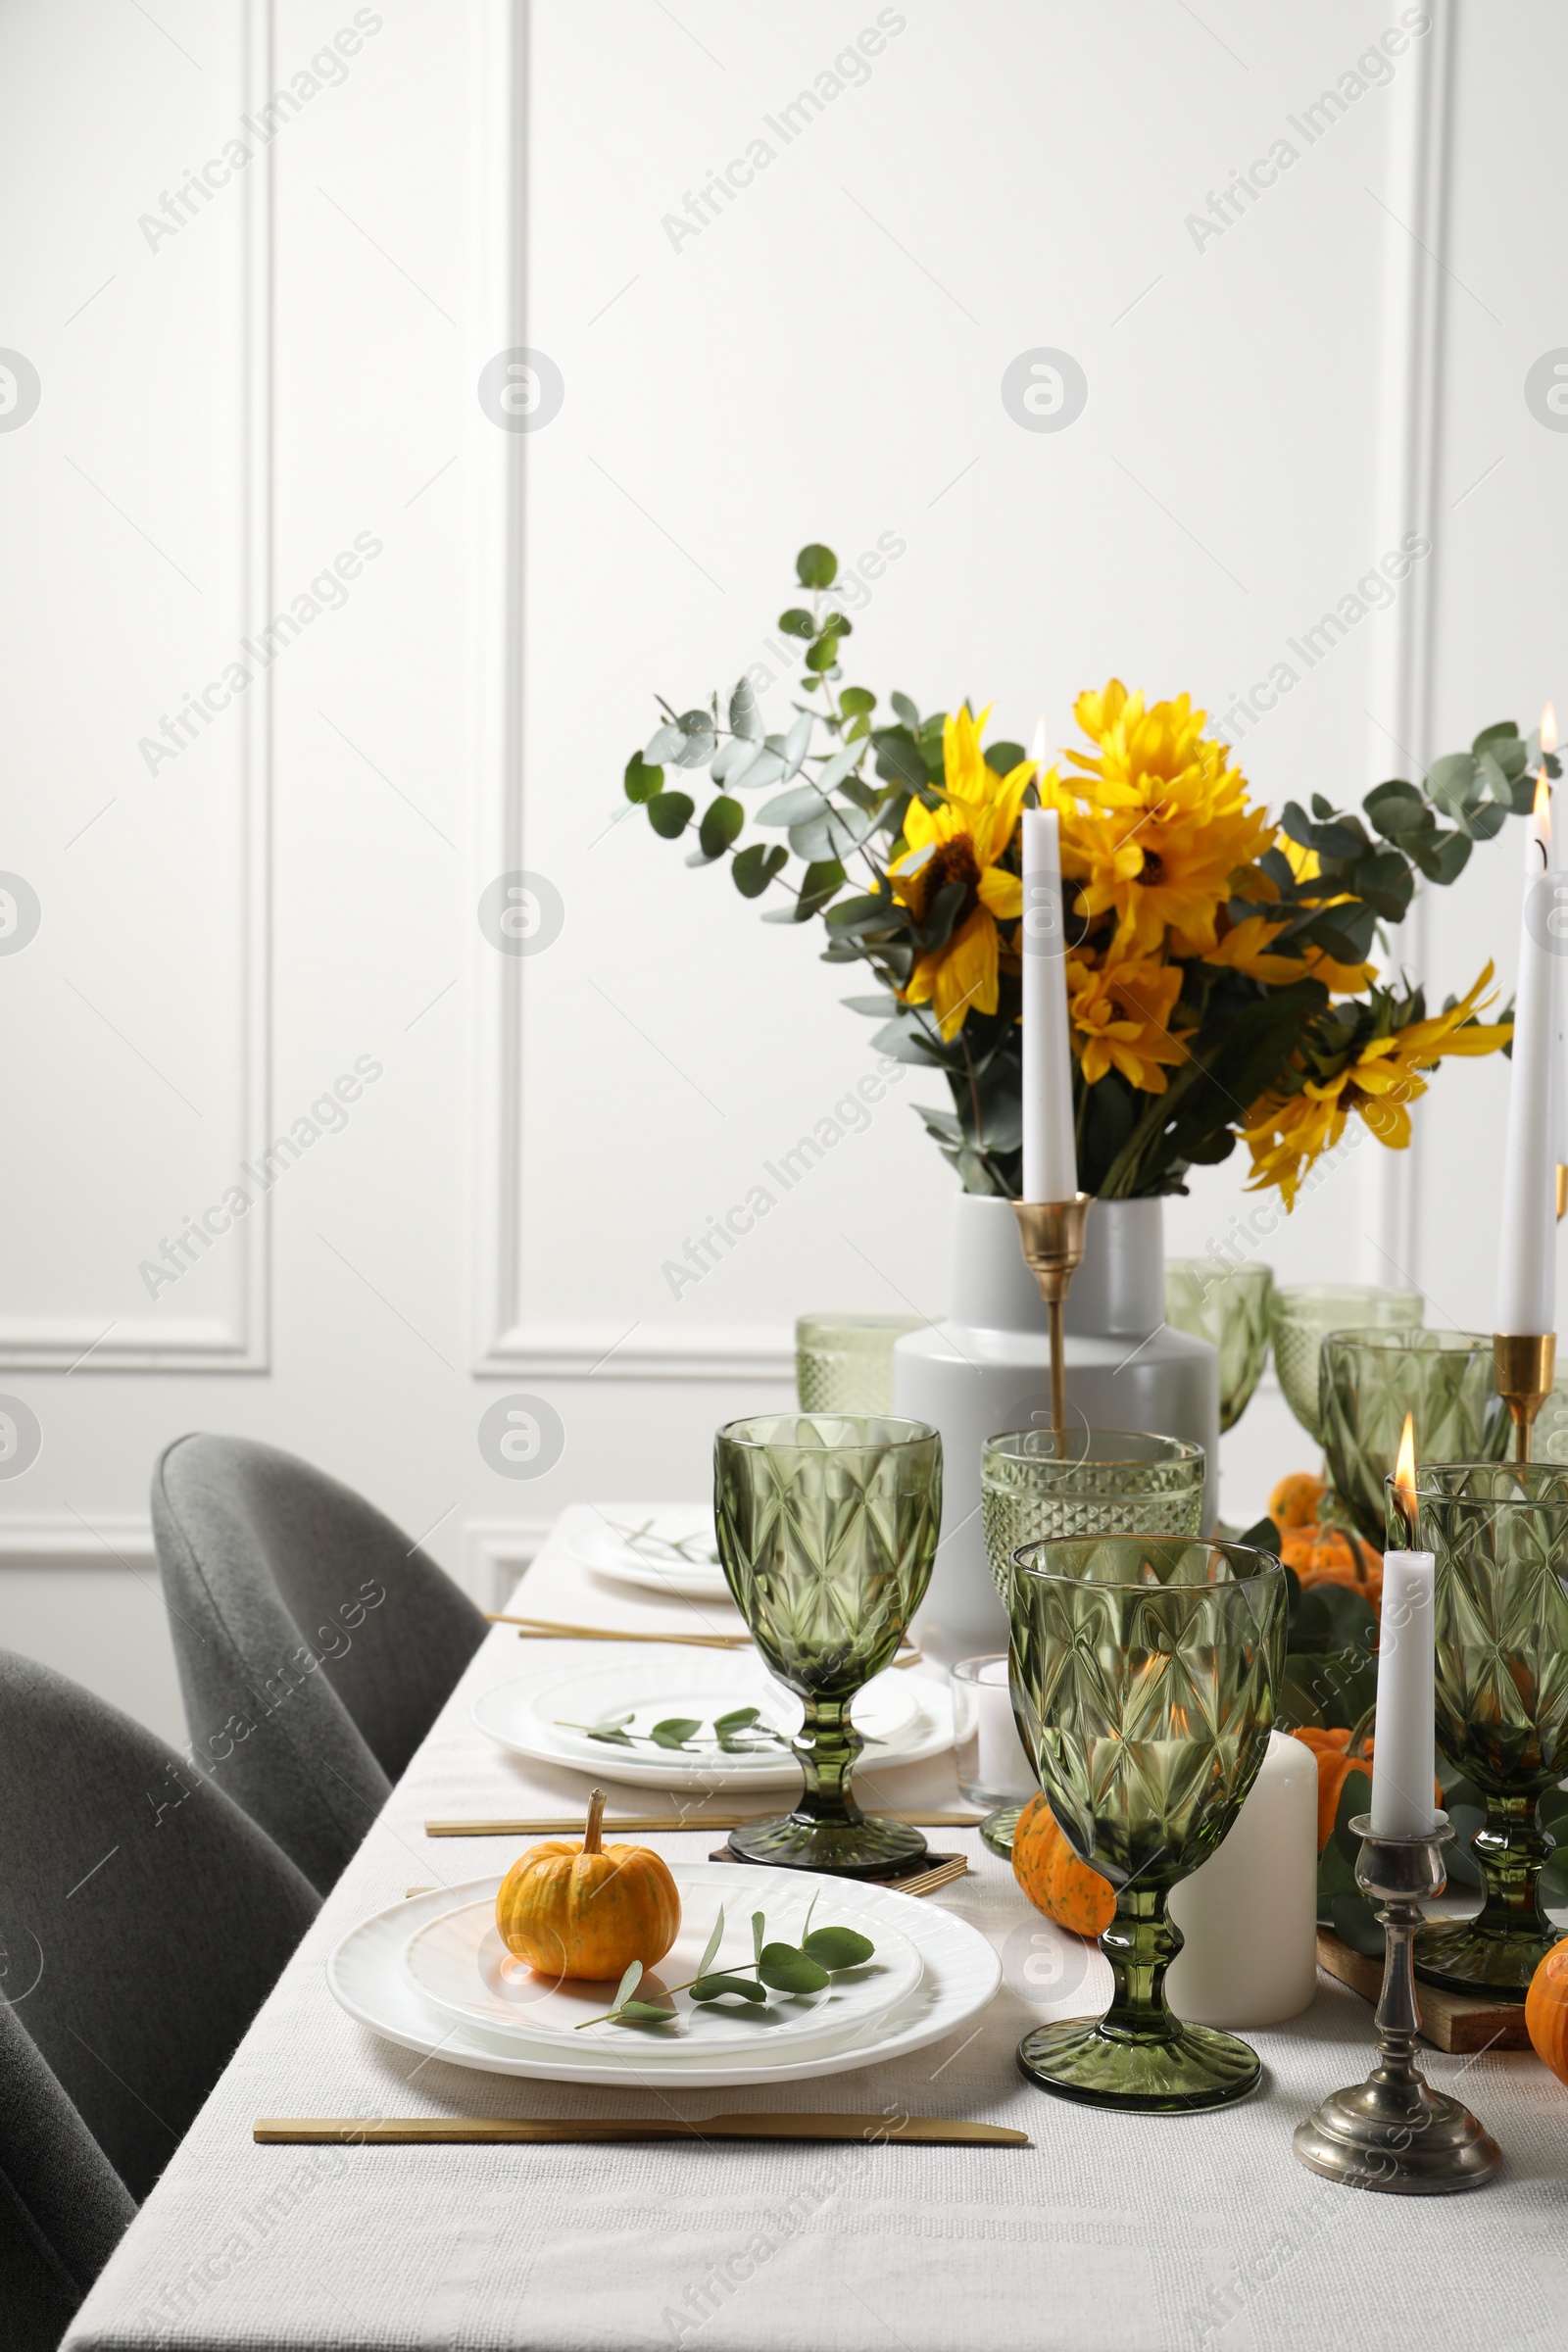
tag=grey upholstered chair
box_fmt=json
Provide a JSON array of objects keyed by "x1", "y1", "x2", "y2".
[
  {"x1": 0, "y1": 1648, "x2": 318, "y2": 2225},
  {"x1": 151, "y1": 1434, "x2": 487, "y2": 1893},
  {"x1": 0, "y1": 1993, "x2": 136, "y2": 2352}
]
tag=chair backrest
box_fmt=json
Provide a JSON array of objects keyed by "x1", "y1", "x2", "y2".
[
  {"x1": 151, "y1": 1434, "x2": 487, "y2": 1892},
  {"x1": 0, "y1": 1994, "x2": 137, "y2": 2352},
  {"x1": 0, "y1": 1649, "x2": 318, "y2": 2204}
]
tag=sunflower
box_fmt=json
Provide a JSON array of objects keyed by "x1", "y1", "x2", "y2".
[
  {"x1": 1065, "y1": 680, "x2": 1275, "y2": 957},
  {"x1": 1067, "y1": 952, "x2": 1190, "y2": 1092},
  {"x1": 1241, "y1": 964, "x2": 1511, "y2": 1208},
  {"x1": 890, "y1": 705, "x2": 1031, "y2": 1041}
]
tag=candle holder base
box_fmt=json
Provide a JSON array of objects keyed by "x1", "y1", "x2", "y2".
[{"x1": 1294, "y1": 1815, "x2": 1501, "y2": 2195}]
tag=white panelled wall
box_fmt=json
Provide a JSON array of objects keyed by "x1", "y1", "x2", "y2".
[{"x1": 1, "y1": 0, "x2": 1563, "y2": 1740}]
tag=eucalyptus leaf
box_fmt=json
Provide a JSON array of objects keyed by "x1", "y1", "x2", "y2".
[
  {"x1": 731, "y1": 842, "x2": 788, "y2": 898},
  {"x1": 729, "y1": 677, "x2": 762, "y2": 741},
  {"x1": 710, "y1": 736, "x2": 759, "y2": 786},
  {"x1": 815, "y1": 740, "x2": 867, "y2": 795},
  {"x1": 759, "y1": 783, "x2": 831, "y2": 827},
  {"x1": 617, "y1": 2000, "x2": 679, "y2": 2025},
  {"x1": 612, "y1": 1960, "x2": 643, "y2": 2009},
  {"x1": 697, "y1": 1905, "x2": 726, "y2": 1983},
  {"x1": 646, "y1": 722, "x2": 684, "y2": 762},
  {"x1": 759, "y1": 1943, "x2": 831, "y2": 1994},
  {"x1": 699, "y1": 796, "x2": 744, "y2": 858},
  {"x1": 732, "y1": 748, "x2": 785, "y2": 792},
  {"x1": 796, "y1": 543, "x2": 837, "y2": 589},
  {"x1": 712, "y1": 1706, "x2": 761, "y2": 1734},
  {"x1": 647, "y1": 791, "x2": 694, "y2": 839},
  {"x1": 779, "y1": 606, "x2": 815, "y2": 638},
  {"x1": 752, "y1": 1911, "x2": 765, "y2": 1970},
  {"x1": 801, "y1": 1926, "x2": 874, "y2": 1970},
  {"x1": 672, "y1": 729, "x2": 717, "y2": 769},
  {"x1": 781, "y1": 711, "x2": 813, "y2": 779},
  {"x1": 649, "y1": 1717, "x2": 702, "y2": 1749},
  {"x1": 839, "y1": 687, "x2": 876, "y2": 717},
  {"x1": 690, "y1": 1974, "x2": 768, "y2": 2004},
  {"x1": 890, "y1": 691, "x2": 920, "y2": 726},
  {"x1": 624, "y1": 753, "x2": 662, "y2": 804}
]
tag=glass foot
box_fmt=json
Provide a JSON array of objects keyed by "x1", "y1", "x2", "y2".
[
  {"x1": 1414, "y1": 1916, "x2": 1551, "y2": 2000},
  {"x1": 1017, "y1": 2015, "x2": 1262, "y2": 2112},
  {"x1": 980, "y1": 1802, "x2": 1023, "y2": 1859},
  {"x1": 726, "y1": 1811, "x2": 928, "y2": 1879}
]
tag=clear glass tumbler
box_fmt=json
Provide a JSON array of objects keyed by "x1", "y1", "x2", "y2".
[{"x1": 794, "y1": 1314, "x2": 931, "y2": 1415}]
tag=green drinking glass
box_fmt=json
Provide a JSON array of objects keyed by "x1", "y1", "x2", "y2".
[
  {"x1": 714, "y1": 1413, "x2": 942, "y2": 1879},
  {"x1": 795, "y1": 1313, "x2": 931, "y2": 1414},
  {"x1": 979, "y1": 1430, "x2": 1206, "y2": 1858},
  {"x1": 1163, "y1": 1260, "x2": 1274, "y2": 1433},
  {"x1": 1405, "y1": 1461, "x2": 1568, "y2": 1997},
  {"x1": 1009, "y1": 1536, "x2": 1287, "y2": 2111},
  {"x1": 1320, "y1": 1329, "x2": 1509, "y2": 1548},
  {"x1": 1271, "y1": 1284, "x2": 1425, "y2": 1445}
]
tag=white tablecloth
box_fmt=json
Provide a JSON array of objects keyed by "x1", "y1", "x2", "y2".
[{"x1": 65, "y1": 1505, "x2": 1568, "y2": 2351}]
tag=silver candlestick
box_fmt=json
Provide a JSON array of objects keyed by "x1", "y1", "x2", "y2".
[{"x1": 1294, "y1": 1813, "x2": 1501, "y2": 2194}]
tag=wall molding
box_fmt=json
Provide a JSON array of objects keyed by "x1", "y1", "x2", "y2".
[
  {"x1": 0, "y1": 0, "x2": 273, "y2": 1374},
  {"x1": 482, "y1": 1323, "x2": 795, "y2": 1382},
  {"x1": 1359, "y1": 4, "x2": 1454, "y2": 1291}
]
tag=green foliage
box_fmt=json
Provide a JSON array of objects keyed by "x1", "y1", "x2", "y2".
[
  {"x1": 580, "y1": 1896, "x2": 881, "y2": 2031},
  {"x1": 622, "y1": 539, "x2": 1526, "y2": 1199}
]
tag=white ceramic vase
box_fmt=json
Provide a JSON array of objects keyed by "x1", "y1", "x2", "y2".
[{"x1": 893, "y1": 1194, "x2": 1219, "y2": 1664}]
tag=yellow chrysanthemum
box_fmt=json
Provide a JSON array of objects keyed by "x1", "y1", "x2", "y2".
[
  {"x1": 1065, "y1": 680, "x2": 1275, "y2": 957},
  {"x1": 1202, "y1": 913, "x2": 1374, "y2": 995},
  {"x1": 889, "y1": 705, "x2": 1030, "y2": 1041},
  {"x1": 1241, "y1": 964, "x2": 1511, "y2": 1209},
  {"x1": 1067, "y1": 952, "x2": 1190, "y2": 1093}
]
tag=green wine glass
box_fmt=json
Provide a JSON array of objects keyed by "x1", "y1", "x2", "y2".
[
  {"x1": 1163, "y1": 1260, "x2": 1274, "y2": 1434},
  {"x1": 1406, "y1": 1461, "x2": 1568, "y2": 1997},
  {"x1": 1320, "y1": 1328, "x2": 1508, "y2": 1547},
  {"x1": 1270, "y1": 1284, "x2": 1424, "y2": 1445},
  {"x1": 1009, "y1": 1536, "x2": 1287, "y2": 2111},
  {"x1": 714, "y1": 1413, "x2": 942, "y2": 1879},
  {"x1": 979, "y1": 1429, "x2": 1206, "y2": 1858}
]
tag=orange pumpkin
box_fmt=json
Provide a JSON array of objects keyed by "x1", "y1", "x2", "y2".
[
  {"x1": 1270, "y1": 1472, "x2": 1325, "y2": 1529},
  {"x1": 1281, "y1": 1525, "x2": 1384, "y2": 1611},
  {"x1": 1290, "y1": 1725, "x2": 1442, "y2": 1852},
  {"x1": 495, "y1": 1788, "x2": 680, "y2": 1982},
  {"x1": 1526, "y1": 1936, "x2": 1568, "y2": 2086},
  {"x1": 1011, "y1": 1792, "x2": 1115, "y2": 1938}
]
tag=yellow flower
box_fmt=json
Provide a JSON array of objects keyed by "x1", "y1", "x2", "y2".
[
  {"x1": 1065, "y1": 680, "x2": 1275, "y2": 958},
  {"x1": 1202, "y1": 913, "x2": 1374, "y2": 995},
  {"x1": 1242, "y1": 964, "x2": 1511, "y2": 1208},
  {"x1": 890, "y1": 705, "x2": 1031, "y2": 1041},
  {"x1": 1067, "y1": 952, "x2": 1189, "y2": 1093}
]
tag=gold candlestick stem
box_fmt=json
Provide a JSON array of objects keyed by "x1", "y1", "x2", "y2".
[
  {"x1": 1011, "y1": 1196, "x2": 1092, "y2": 1439},
  {"x1": 1493, "y1": 1333, "x2": 1556, "y2": 1463}
]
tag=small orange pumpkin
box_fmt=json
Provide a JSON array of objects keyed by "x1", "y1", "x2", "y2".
[
  {"x1": 1526, "y1": 1936, "x2": 1568, "y2": 2086},
  {"x1": 1270, "y1": 1472, "x2": 1325, "y2": 1530},
  {"x1": 495, "y1": 1788, "x2": 680, "y2": 1982},
  {"x1": 1281, "y1": 1525, "x2": 1384, "y2": 1611},
  {"x1": 1290, "y1": 1723, "x2": 1442, "y2": 1852},
  {"x1": 1011, "y1": 1792, "x2": 1115, "y2": 1938}
]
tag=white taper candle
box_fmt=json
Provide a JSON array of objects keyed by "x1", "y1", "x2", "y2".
[
  {"x1": 1495, "y1": 764, "x2": 1558, "y2": 1334},
  {"x1": 1021, "y1": 799, "x2": 1077, "y2": 1203},
  {"x1": 1368, "y1": 1548, "x2": 1437, "y2": 1838}
]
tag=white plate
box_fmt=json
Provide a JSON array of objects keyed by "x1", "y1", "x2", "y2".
[
  {"x1": 402, "y1": 1872, "x2": 923, "y2": 2060},
  {"x1": 566, "y1": 1510, "x2": 731, "y2": 1602},
  {"x1": 328, "y1": 1864, "x2": 1000, "y2": 2088},
  {"x1": 471, "y1": 1654, "x2": 953, "y2": 1791}
]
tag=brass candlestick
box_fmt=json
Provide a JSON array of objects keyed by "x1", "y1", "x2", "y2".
[
  {"x1": 1011, "y1": 1196, "x2": 1092, "y2": 1438},
  {"x1": 1493, "y1": 1333, "x2": 1556, "y2": 1462},
  {"x1": 1294, "y1": 1814, "x2": 1501, "y2": 2195}
]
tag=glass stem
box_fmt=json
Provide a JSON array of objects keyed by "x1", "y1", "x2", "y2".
[
  {"x1": 1098, "y1": 1885, "x2": 1182, "y2": 2045},
  {"x1": 789, "y1": 1697, "x2": 865, "y2": 1827},
  {"x1": 1469, "y1": 1788, "x2": 1550, "y2": 1940}
]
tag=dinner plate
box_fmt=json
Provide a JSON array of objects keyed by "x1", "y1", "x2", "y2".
[
  {"x1": 471, "y1": 1653, "x2": 954, "y2": 1791},
  {"x1": 565, "y1": 1509, "x2": 731, "y2": 1602},
  {"x1": 402, "y1": 1870, "x2": 923, "y2": 2059},
  {"x1": 328, "y1": 1864, "x2": 1000, "y2": 2088}
]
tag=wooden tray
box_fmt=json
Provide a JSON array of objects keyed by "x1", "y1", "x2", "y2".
[{"x1": 1316, "y1": 1931, "x2": 1534, "y2": 2053}]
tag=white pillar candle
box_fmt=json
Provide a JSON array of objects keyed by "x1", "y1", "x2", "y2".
[
  {"x1": 1368, "y1": 1547, "x2": 1438, "y2": 1837},
  {"x1": 1166, "y1": 1732, "x2": 1317, "y2": 2028},
  {"x1": 1496, "y1": 765, "x2": 1558, "y2": 1333},
  {"x1": 1020, "y1": 800, "x2": 1077, "y2": 1203},
  {"x1": 976, "y1": 1656, "x2": 1038, "y2": 1799}
]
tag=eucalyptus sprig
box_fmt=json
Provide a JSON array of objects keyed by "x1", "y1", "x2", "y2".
[
  {"x1": 575, "y1": 1896, "x2": 877, "y2": 2032},
  {"x1": 565, "y1": 1706, "x2": 787, "y2": 1756}
]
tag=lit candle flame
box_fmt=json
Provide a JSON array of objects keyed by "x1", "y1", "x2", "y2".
[
  {"x1": 1392, "y1": 1411, "x2": 1417, "y2": 1546},
  {"x1": 1543, "y1": 702, "x2": 1558, "y2": 759},
  {"x1": 1535, "y1": 771, "x2": 1552, "y2": 862},
  {"x1": 1028, "y1": 714, "x2": 1049, "y2": 777}
]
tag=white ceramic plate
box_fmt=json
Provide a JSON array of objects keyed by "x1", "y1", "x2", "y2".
[
  {"x1": 328, "y1": 1864, "x2": 1000, "y2": 2088},
  {"x1": 470, "y1": 1654, "x2": 953, "y2": 1791},
  {"x1": 565, "y1": 1510, "x2": 731, "y2": 1602},
  {"x1": 402, "y1": 1871, "x2": 922, "y2": 2060}
]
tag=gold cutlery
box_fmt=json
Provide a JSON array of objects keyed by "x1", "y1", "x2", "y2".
[
  {"x1": 255, "y1": 2111, "x2": 1025, "y2": 2147},
  {"x1": 423, "y1": 1811, "x2": 985, "y2": 1838},
  {"x1": 485, "y1": 1616, "x2": 748, "y2": 1648},
  {"x1": 404, "y1": 1855, "x2": 967, "y2": 1901}
]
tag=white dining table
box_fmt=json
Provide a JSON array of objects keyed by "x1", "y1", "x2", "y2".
[{"x1": 65, "y1": 1503, "x2": 1568, "y2": 2351}]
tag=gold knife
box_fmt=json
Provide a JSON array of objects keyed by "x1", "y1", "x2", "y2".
[{"x1": 255, "y1": 2112, "x2": 1026, "y2": 2147}]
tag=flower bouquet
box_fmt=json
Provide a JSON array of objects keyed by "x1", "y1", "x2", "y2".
[{"x1": 624, "y1": 541, "x2": 1544, "y2": 1206}]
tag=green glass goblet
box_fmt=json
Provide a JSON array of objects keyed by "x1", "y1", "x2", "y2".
[
  {"x1": 979, "y1": 1430, "x2": 1206, "y2": 1858},
  {"x1": 1406, "y1": 1461, "x2": 1568, "y2": 1997},
  {"x1": 1009, "y1": 1536, "x2": 1288, "y2": 2111},
  {"x1": 1321, "y1": 1329, "x2": 1509, "y2": 1548},
  {"x1": 1163, "y1": 1260, "x2": 1274, "y2": 1434},
  {"x1": 1270, "y1": 1284, "x2": 1424, "y2": 1446},
  {"x1": 713, "y1": 1413, "x2": 942, "y2": 1879}
]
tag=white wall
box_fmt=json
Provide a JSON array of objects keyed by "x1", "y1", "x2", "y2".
[{"x1": 0, "y1": 0, "x2": 1559, "y2": 1741}]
